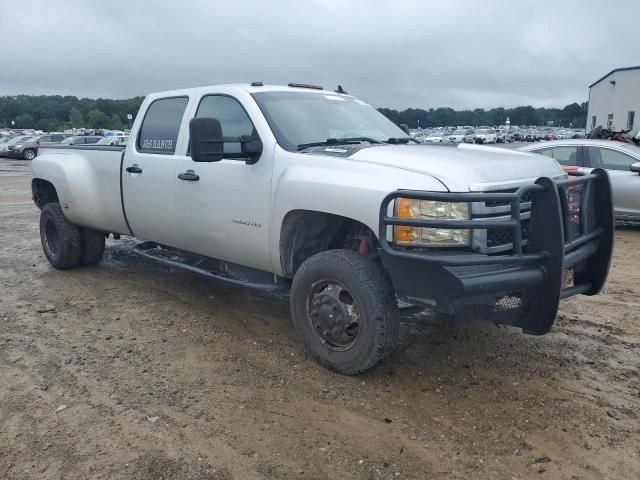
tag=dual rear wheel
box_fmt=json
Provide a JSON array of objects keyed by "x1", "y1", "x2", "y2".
[{"x1": 40, "y1": 202, "x2": 105, "y2": 269}]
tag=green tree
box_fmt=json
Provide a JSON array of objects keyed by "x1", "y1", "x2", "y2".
[
  {"x1": 35, "y1": 118, "x2": 58, "y2": 131},
  {"x1": 14, "y1": 113, "x2": 34, "y2": 128},
  {"x1": 86, "y1": 109, "x2": 110, "y2": 129},
  {"x1": 109, "y1": 113, "x2": 123, "y2": 130},
  {"x1": 69, "y1": 107, "x2": 84, "y2": 127}
]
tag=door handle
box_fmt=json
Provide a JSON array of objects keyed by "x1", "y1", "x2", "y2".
[
  {"x1": 178, "y1": 170, "x2": 199, "y2": 181},
  {"x1": 126, "y1": 164, "x2": 142, "y2": 174}
]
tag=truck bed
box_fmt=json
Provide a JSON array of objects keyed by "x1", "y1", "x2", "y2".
[{"x1": 33, "y1": 145, "x2": 130, "y2": 235}]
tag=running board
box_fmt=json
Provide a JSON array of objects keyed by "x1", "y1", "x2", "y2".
[{"x1": 133, "y1": 241, "x2": 289, "y2": 291}]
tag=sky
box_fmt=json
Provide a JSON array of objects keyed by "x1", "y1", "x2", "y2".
[{"x1": 0, "y1": 0, "x2": 638, "y2": 110}]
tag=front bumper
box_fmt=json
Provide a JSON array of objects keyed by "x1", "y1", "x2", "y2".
[
  {"x1": 378, "y1": 169, "x2": 614, "y2": 334},
  {"x1": 7, "y1": 148, "x2": 23, "y2": 158}
]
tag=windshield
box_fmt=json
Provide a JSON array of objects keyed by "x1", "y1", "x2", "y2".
[
  {"x1": 61, "y1": 137, "x2": 76, "y2": 144},
  {"x1": 252, "y1": 91, "x2": 408, "y2": 151},
  {"x1": 96, "y1": 137, "x2": 112, "y2": 145},
  {"x1": 8, "y1": 136, "x2": 30, "y2": 144},
  {"x1": 452, "y1": 130, "x2": 465, "y2": 135}
]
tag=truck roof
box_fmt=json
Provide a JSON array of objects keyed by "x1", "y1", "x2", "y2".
[{"x1": 145, "y1": 83, "x2": 353, "y2": 100}]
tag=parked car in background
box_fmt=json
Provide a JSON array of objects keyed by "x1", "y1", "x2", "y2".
[
  {"x1": 520, "y1": 139, "x2": 640, "y2": 221},
  {"x1": 474, "y1": 129, "x2": 497, "y2": 144},
  {"x1": 60, "y1": 136, "x2": 103, "y2": 146},
  {"x1": 447, "y1": 129, "x2": 471, "y2": 143},
  {"x1": 463, "y1": 129, "x2": 477, "y2": 143},
  {"x1": 9, "y1": 134, "x2": 67, "y2": 160},
  {"x1": 95, "y1": 136, "x2": 129, "y2": 146},
  {"x1": 523, "y1": 130, "x2": 537, "y2": 142},
  {"x1": 0, "y1": 135, "x2": 35, "y2": 157},
  {"x1": 423, "y1": 132, "x2": 445, "y2": 143}
]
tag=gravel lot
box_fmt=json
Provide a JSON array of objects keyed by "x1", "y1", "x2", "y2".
[{"x1": 1, "y1": 156, "x2": 639, "y2": 479}]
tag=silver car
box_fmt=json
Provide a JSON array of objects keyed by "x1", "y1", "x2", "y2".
[{"x1": 520, "y1": 139, "x2": 640, "y2": 221}]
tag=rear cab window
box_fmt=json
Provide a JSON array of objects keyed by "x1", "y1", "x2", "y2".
[{"x1": 137, "y1": 96, "x2": 189, "y2": 155}]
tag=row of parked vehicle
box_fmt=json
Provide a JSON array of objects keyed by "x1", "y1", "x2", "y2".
[
  {"x1": 415, "y1": 127, "x2": 586, "y2": 145},
  {"x1": 0, "y1": 132, "x2": 129, "y2": 159}
]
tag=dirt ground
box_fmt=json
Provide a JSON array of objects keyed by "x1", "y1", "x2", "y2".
[{"x1": 1, "y1": 157, "x2": 639, "y2": 480}]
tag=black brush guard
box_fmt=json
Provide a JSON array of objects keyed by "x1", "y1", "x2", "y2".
[{"x1": 378, "y1": 169, "x2": 614, "y2": 334}]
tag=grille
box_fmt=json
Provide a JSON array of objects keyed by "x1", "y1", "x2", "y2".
[
  {"x1": 483, "y1": 190, "x2": 534, "y2": 208},
  {"x1": 487, "y1": 218, "x2": 530, "y2": 248},
  {"x1": 564, "y1": 184, "x2": 583, "y2": 241},
  {"x1": 561, "y1": 183, "x2": 596, "y2": 242},
  {"x1": 472, "y1": 178, "x2": 596, "y2": 254}
]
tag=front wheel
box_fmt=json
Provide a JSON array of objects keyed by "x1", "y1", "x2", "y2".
[
  {"x1": 290, "y1": 250, "x2": 400, "y2": 375},
  {"x1": 23, "y1": 149, "x2": 36, "y2": 160}
]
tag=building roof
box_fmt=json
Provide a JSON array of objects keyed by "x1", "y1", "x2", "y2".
[{"x1": 589, "y1": 65, "x2": 640, "y2": 88}]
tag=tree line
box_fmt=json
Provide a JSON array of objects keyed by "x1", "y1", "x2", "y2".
[
  {"x1": 0, "y1": 95, "x2": 144, "y2": 132},
  {"x1": 0, "y1": 94, "x2": 587, "y2": 132},
  {"x1": 378, "y1": 102, "x2": 587, "y2": 129}
]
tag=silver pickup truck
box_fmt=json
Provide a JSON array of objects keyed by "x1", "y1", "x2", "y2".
[{"x1": 31, "y1": 83, "x2": 614, "y2": 374}]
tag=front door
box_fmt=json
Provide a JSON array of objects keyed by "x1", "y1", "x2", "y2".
[
  {"x1": 122, "y1": 96, "x2": 190, "y2": 247},
  {"x1": 173, "y1": 94, "x2": 273, "y2": 272},
  {"x1": 585, "y1": 146, "x2": 640, "y2": 219}
]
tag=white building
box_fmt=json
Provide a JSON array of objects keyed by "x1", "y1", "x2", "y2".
[{"x1": 587, "y1": 66, "x2": 640, "y2": 134}]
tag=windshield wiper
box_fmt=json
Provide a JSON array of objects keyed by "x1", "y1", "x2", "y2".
[
  {"x1": 385, "y1": 137, "x2": 419, "y2": 144},
  {"x1": 296, "y1": 137, "x2": 383, "y2": 151}
]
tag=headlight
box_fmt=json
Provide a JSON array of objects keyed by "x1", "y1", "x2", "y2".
[{"x1": 394, "y1": 198, "x2": 470, "y2": 247}]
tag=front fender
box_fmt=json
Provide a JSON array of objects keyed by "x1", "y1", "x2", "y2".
[{"x1": 269, "y1": 154, "x2": 447, "y2": 276}]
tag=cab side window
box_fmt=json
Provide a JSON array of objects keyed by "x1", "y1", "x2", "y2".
[
  {"x1": 587, "y1": 147, "x2": 636, "y2": 171},
  {"x1": 537, "y1": 146, "x2": 578, "y2": 166},
  {"x1": 137, "y1": 96, "x2": 188, "y2": 155},
  {"x1": 195, "y1": 95, "x2": 255, "y2": 153}
]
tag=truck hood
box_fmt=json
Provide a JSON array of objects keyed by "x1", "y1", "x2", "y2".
[{"x1": 348, "y1": 143, "x2": 566, "y2": 192}]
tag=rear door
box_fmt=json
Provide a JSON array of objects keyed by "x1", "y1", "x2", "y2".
[
  {"x1": 584, "y1": 146, "x2": 640, "y2": 219},
  {"x1": 121, "y1": 96, "x2": 190, "y2": 247}
]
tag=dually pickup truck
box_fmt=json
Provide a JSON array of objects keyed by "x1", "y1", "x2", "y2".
[{"x1": 31, "y1": 83, "x2": 614, "y2": 374}]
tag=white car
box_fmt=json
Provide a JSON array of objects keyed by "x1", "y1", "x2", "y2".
[
  {"x1": 474, "y1": 129, "x2": 497, "y2": 144},
  {"x1": 96, "y1": 136, "x2": 129, "y2": 146},
  {"x1": 463, "y1": 130, "x2": 477, "y2": 143},
  {"x1": 423, "y1": 132, "x2": 445, "y2": 143},
  {"x1": 447, "y1": 129, "x2": 471, "y2": 143}
]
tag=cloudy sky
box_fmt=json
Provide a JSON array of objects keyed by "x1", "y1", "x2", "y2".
[{"x1": 0, "y1": 0, "x2": 637, "y2": 110}]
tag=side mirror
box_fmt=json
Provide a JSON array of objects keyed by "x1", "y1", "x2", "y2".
[
  {"x1": 190, "y1": 117, "x2": 262, "y2": 164},
  {"x1": 190, "y1": 117, "x2": 224, "y2": 162},
  {"x1": 240, "y1": 135, "x2": 263, "y2": 165},
  {"x1": 631, "y1": 162, "x2": 640, "y2": 173},
  {"x1": 400, "y1": 124, "x2": 410, "y2": 135}
]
